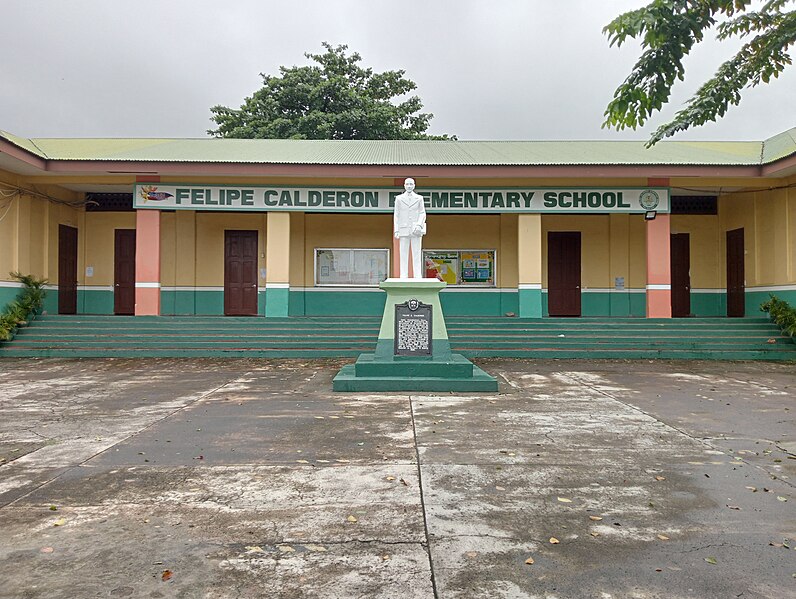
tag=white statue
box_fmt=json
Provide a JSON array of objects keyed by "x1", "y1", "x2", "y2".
[{"x1": 393, "y1": 178, "x2": 427, "y2": 279}]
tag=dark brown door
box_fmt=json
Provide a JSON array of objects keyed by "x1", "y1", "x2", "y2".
[
  {"x1": 726, "y1": 228, "x2": 745, "y2": 317},
  {"x1": 58, "y1": 225, "x2": 78, "y2": 314},
  {"x1": 670, "y1": 233, "x2": 691, "y2": 317},
  {"x1": 548, "y1": 232, "x2": 581, "y2": 317},
  {"x1": 224, "y1": 230, "x2": 258, "y2": 316},
  {"x1": 114, "y1": 229, "x2": 136, "y2": 315}
]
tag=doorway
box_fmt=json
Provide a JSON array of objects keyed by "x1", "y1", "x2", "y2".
[
  {"x1": 548, "y1": 232, "x2": 581, "y2": 317},
  {"x1": 58, "y1": 225, "x2": 78, "y2": 314},
  {"x1": 726, "y1": 228, "x2": 745, "y2": 317},
  {"x1": 670, "y1": 233, "x2": 691, "y2": 317},
  {"x1": 114, "y1": 229, "x2": 136, "y2": 315},
  {"x1": 224, "y1": 230, "x2": 259, "y2": 316}
]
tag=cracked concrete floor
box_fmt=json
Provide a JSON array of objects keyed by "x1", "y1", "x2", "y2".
[{"x1": 0, "y1": 358, "x2": 794, "y2": 599}]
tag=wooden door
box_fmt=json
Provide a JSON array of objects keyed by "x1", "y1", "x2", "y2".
[
  {"x1": 726, "y1": 228, "x2": 745, "y2": 317},
  {"x1": 548, "y1": 232, "x2": 581, "y2": 317},
  {"x1": 670, "y1": 233, "x2": 691, "y2": 317},
  {"x1": 224, "y1": 230, "x2": 258, "y2": 316},
  {"x1": 114, "y1": 229, "x2": 136, "y2": 315},
  {"x1": 58, "y1": 225, "x2": 78, "y2": 314}
]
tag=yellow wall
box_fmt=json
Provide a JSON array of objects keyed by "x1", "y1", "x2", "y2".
[
  {"x1": 5, "y1": 169, "x2": 796, "y2": 298},
  {"x1": 291, "y1": 213, "x2": 520, "y2": 287},
  {"x1": 0, "y1": 170, "x2": 82, "y2": 284},
  {"x1": 669, "y1": 215, "x2": 720, "y2": 289},
  {"x1": 83, "y1": 213, "x2": 136, "y2": 285},
  {"x1": 193, "y1": 212, "x2": 267, "y2": 286},
  {"x1": 296, "y1": 214, "x2": 392, "y2": 287}
]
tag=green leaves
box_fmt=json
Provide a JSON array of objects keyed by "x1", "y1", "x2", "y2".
[
  {"x1": 761, "y1": 295, "x2": 796, "y2": 337},
  {"x1": 209, "y1": 42, "x2": 452, "y2": 141},
  {"x1": 0, "y1": 272, "x2": 47, "y2": 342},
  {"x1": 603, "y1": 0, "x2": 795, "y2": 145}
]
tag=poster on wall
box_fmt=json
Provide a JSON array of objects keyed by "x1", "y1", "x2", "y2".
[
  {"x1": 424, "y1": 252, "x2": 459, "y2": 285},
  {"x1": 423, "y1": 250, "x2": 496, "y2": 287},
  {"x1": 461, "y1": 251, "x2": 494, "y2": 285}
]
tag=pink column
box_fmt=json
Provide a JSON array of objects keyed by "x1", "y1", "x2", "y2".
[
  {"x1": 135, "y1": 209, "x2": 161, "y2": 316},
  {"x1": 646, "y1": 177, "x2": 671, "y2": 318}
]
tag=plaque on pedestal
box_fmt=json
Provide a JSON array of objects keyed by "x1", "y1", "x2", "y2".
[{"x1": 394, "y1": 299, "x2": 432, "y2": 356}]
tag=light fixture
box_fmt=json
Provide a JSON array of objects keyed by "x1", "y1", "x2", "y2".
[{"x1": 644, "y1": 210, "x2": 657, "y2": 221}]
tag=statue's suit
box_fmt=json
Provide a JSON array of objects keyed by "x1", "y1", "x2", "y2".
[{"x1": 393, "y1": 192, "x2": 427, "y2": 279}]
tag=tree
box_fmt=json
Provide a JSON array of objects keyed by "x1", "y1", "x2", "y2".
[
  {"x1": 603, "y1": 0, "x2": 796, "y2": 146},
  {"x1": 209, "y1": 43, "x2": 452, "y2": 140}
]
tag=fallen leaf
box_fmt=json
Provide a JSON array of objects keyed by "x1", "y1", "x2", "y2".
[
  {"x1": 589, "y1": 516, "x2": 603, "y2": 521},
  {"x1": 48, "y1": 506, "x2": 57, "y2": 511},
  {"x1": 347, "y1": 515, "x2": 358, "y2": 523},
  {"x1": 590, "y1": 532, "x2": 600, "y2": 537},
  {"x1": 381, "y1": 554, "x2": 390, "y2": 561},
  {"x1": 726, "y1": 505, "x2": 741, "y2": 510},
  {"x1": 525, "y1": 557, "x2": 535, "y2": 565},
  {"x1": 386, "y1": 476, "x2": 396, "y2": 481},
  {"x1": 53, "y1": 518, "x2": 66, "y2": 527},
  {"x1": 245, "y1": 546, "x2": 264, "y2": 553},
  {"x1": 40, "y1": 547, "x2": 54, "y2": 553},
  {"x1": 549, "y1": 537, "x2": 560, "y2": 544},
  {"x1": 767, "y1": 338, "x2": 777, "y2": 344},
  {"x1": 400, "y1": 478, "x2": 409, "y2": 486},
  {"x1": 655, "y1": 568, "x2": 662, "y2": 572},
  {"x1": 161, "y1": 570, "x2": 173, "y2": 581},
  {"x1": 654, "y1": 476, "x2": 666, "y2": 481},
  {"x1": 557, "y1": 497, "x2": 573, "y2": 503},
  {"x1": 304, "y1": 545, "x2": 327, "y2": 552},
  {"x1": 777, "y1": 496, "x2": 788, "y2": 502},
  {"x1": 657, "y1": 534, "x2": 669, "y2": 541},
  {"x1": 277, "y1": 545, "x2": 295, "y2": 553},
  {"x1": 745, "y1": 486, "x2": 758, "y2": 492},
  {"x1": 465, "y1": 551, "x2": 478, "y2": 558},
  {"x1": 495, "y1": 486, "x2": 506, "y2": 491},
  {"x1": 705, "y1": 557, "x2": 718, "y2": 565}
]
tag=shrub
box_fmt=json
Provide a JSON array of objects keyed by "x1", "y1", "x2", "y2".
[
  {"x1": 0, "y1": 272, "x2": 48, "y2": 342},
  {"x1": 760, "y1": 295, "x2": 796, "y2": 337}
]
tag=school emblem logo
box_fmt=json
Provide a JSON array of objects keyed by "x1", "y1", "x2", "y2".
[
  {"x1": 139, "y1": 185, "x2": 174, "y2": 203},
  {"x1": 639, "y1": 189, "x2": 660, "y2": 210},
  {"x1": 407, "y1": 298, "x2": 420, "y2": 311}
]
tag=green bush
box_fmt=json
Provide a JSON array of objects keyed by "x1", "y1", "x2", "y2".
[
  {"x1": 0, "y1": 272, "x2": 48, "y2": 342},
  {"x1": 760, "y1": 295, "x2": 796, "y2": 337}
]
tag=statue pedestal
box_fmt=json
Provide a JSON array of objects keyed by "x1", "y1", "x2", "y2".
[{"x1": 333, "y1": 278, "x2": 498, "y2": 392}]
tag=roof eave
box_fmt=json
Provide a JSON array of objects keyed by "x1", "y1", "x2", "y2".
[
  {"x1": 0, "y1": 138, "x2": 48, "y2": 171},
  {"x1": 38, "y1": 159, "x2": 767, "y2": 179}
]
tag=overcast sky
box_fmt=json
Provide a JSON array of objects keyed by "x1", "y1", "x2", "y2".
[{"x1": 2, "y1": 0, "x2": 794, "y2": 142}]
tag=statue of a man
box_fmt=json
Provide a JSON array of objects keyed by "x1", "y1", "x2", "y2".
[{"x1": 393, "y1": 178, "x2": 427, "y2": 279}]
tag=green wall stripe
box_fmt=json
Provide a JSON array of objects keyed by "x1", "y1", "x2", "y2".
[{"x1": 265, "y1": 288, "x2": 289, "y2": 317}]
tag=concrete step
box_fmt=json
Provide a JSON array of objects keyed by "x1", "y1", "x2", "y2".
[{"x1": 2, "y1": 315, "x2": 792, "y2": 361}]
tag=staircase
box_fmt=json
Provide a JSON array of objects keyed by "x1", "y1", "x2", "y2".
[{"x1": 2, "y1": 314, "x2": 794, "y2": 360}]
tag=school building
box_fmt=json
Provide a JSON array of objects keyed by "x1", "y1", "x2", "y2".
[{"x1": 1, "y1": 127, "x2": 795, "y2": 321}]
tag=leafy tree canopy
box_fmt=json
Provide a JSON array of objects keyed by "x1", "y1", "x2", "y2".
[
  {"x1": 209, "y1": 43, "x2": 453, "y2": 140},
  {"x1": 603, "y1": 0, "x2": 795, "y2": 146}
]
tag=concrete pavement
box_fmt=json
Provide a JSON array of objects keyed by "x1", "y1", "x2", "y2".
[{"x1": 0, "y1": 358, "x2": 794, "y2": 598}]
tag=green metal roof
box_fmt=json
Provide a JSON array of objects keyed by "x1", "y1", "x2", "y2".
[{"x1": 2, "y1": 128, "x2": 794, "y2": 167}]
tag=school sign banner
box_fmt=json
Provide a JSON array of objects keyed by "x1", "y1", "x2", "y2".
[{"x1": 135, "y1": 184, "x2": 670, "y2": 214}]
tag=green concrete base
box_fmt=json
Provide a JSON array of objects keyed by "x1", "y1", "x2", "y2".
[
  {"x1": 333, "y1": 278, "x2": 498, "y2": 392},
  {"x1": 332, "y1": 360, "x2": 498, "y2": 392},
  {"x1": 352, "y1": 352, "x2": 476, "y2": 378}
]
